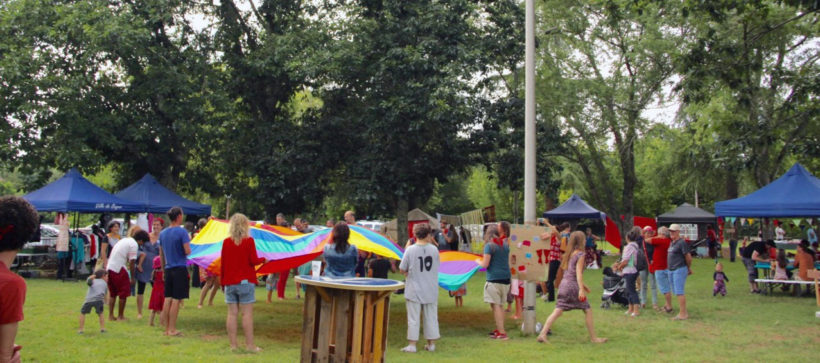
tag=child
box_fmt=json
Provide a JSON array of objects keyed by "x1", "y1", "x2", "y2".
[
  {"x1": 399, "y1": 223, "x2": 441, "y2": 353},
  {"x1": 265, "y1": 273, "x2": 277, "y2": 303},
  {"x1": 772, "y1": 248, "x2": 788, "y2": 280},
  {"x1": 713, "y1": 263, "x2": 729, "y2": 297},
  {"x1": 509, "y1": 256, "x2": 522, "y2": 319},
  {"x1": 449, "y1": 284, "x2": 466, "y2": 308},
  {"x1": 148, "y1": 256, "x2": 165, "y2": 326},
  {"x1": 79, "y1": 269, "x2": 108, "y2": 334}
]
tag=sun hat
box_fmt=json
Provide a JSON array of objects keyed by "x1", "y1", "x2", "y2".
[
  {"x1": 669, "y1": 224, "x2": 681, "y2": 232},
  {"x1": 152, "y1": 256, "x2": 162, "y2": 269}
]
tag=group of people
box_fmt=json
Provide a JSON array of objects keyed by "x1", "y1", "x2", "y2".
[
  {"x1": 740, "y1": 236, "x2": 818, "y2": 296},
  {"x1": 615, "y1": 224, "x2": 692, "y2": 320}
]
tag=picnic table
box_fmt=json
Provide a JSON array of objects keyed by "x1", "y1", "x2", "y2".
[{"x1": 754, "y1": 261, "x2": 820, "y2": 296}]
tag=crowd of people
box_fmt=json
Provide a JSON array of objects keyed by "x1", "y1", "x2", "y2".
[{"x1": 4, "y1": 194, "x2": 820, "y2": 361}]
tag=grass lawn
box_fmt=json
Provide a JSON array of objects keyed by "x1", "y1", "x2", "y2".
[{"x1": 16, "y1": 256, "x2": 820, "y2": 362}]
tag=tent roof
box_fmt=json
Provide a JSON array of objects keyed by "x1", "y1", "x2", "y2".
[
  {"x1": 115, "y1": 173, "x2": 211, "y2": 215},
  {"x1": 408, "y1": 208, "x2": 437, "y2": 222},
  {"x1": 715, "y1": 163, "x2": 820, "y2": 217},
  {"x1": 22, "y1": 168, "x2": 144, "y2": 213},
  {"x1": 657, "y1": 203, "x2": 716, "y2": 225},
  {"x1": 383, "y1": 208, "x2": 440, "y2": 241},
  {"x1": 542, "y1": 194, "x2": 605, "y2": 220}
]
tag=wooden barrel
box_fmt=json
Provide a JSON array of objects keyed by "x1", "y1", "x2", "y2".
[{"x1": 295, "y1": 276, "x2": 404, "y2": 363}]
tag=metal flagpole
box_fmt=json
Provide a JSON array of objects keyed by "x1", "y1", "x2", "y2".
[{"x1": 522, "y1": 0, "x2": 538, "y2": 335}]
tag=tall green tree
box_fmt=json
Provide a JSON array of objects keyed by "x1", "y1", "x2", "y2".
[
  {"x1": 0, "y1": 0, "x2": 222, "y2": 192},
  {"x1": 536, "y1": 0, "x2": 682, "y2": 233},
  {"x1": 677, "y1": 0, "x2": 819, "y2": 190},
  {"x1": 209, "y1": 0, "x2": 330, "y2": 218},
  {"x1": 316, "y1": 0, "x2": 512, "y2": 243}
]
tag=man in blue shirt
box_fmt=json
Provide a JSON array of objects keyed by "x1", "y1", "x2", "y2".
[{"x1": 158, "y1": 206, "x2": 191, "y2": 337}]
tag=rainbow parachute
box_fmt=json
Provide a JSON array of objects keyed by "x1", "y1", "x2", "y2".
[
  {"x1": 188, "y1": 219, "x2": 403, "y2": 275},
  {"x1": 438, "y1": 251, "x2": 482, "y2": 291},
  {"x1": 188, "y1": 220, "x2": 482, "y2": 289}
]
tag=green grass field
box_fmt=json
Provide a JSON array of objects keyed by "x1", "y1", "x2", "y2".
[{"x1": 16, "y1": 256, "x2": 820, "y2": 362}]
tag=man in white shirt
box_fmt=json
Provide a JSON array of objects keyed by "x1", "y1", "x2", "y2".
[{"x1": 106, "y1": 230, "x2": 148, "y2": 321}]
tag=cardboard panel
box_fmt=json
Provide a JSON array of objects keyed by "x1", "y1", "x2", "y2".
[{"x1": 508, "y1": 224, "x2": 553, "y2": 282}]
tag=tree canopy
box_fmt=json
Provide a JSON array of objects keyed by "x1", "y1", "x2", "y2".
[{"x1": 1, "y1": 0, "x2": 817, "y2": 231}]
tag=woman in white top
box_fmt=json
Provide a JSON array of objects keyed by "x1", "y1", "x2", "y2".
[{"x1": 613, "y1": 227, "x2": 642, "y2": 317}]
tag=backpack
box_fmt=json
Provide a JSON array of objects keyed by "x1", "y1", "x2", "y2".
[{"x1": 630, "y1": 242, "x2": 648, "y2": 271}]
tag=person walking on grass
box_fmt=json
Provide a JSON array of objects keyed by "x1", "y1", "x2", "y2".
[
  {"x1": 667, "y1": 224, "x2": 693, "y2": 320},
  {"x1": 475, "y1": 224, "x2": 511, "y2": 340},
  {"x1": 221, "y1": 213, "x2": 268, "y2": 352},
  {"x1": 536, "y1": 231, "x2": 606, "y2": 344},
  {"x1": 399, "y1": 223, "x2": 441, "y2": 353},
  {"x1": 78, "y1": 270, "x2": 108, "y2": 334},
  {"x1": 159, "y1": 206, "x2": 191, "y2": 337}
]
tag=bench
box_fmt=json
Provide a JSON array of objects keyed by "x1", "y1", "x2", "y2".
[
  {"x1": 755, "y1": 270, "x2": 820, "y2": 306},
  {"x1": 754, "y1": 279, "x2": 815, "y2": 296}
]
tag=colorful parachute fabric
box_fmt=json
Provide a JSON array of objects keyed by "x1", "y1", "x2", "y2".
[
  {"x1": 188, "y1": 220, "x2": 404, "y2": 275},
  {"x1": 189, "y1": 219, "x2": 328, "y2": 275},
  {"x1": 437, "y1": 251, "x2": 482, "y2": 291},
  {"x1": 189, "y1": 219, "x2": 483, "y2": 289}
]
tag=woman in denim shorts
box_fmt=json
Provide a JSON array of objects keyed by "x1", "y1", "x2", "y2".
[{"x1": 220, "y1": 213, "x2": 267, "y2": 352}]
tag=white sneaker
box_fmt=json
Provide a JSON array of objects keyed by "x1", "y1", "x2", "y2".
[
  {"x1": 401, "y1": 345, "x2": 417, "y2": 353},
  {"x1": 424, "y1": 344, "x2": 435, "y2": 352}
]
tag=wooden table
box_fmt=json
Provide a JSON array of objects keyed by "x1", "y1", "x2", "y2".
[{"x1": 295, "y1": 276, "x2": 404, "y2": 363}]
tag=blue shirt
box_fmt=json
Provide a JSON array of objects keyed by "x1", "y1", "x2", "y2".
[
  {"x1": 323, "y1": 243, "x2": 358, "y2": 278},
  {"x1": 585, "y1": 236, "x2": 596, "y2": 248},
  {"x1": 137, "y1": 241, "x2": 160, "y2": 283},
  {"x1": 484, "y1": 240, "x2": 511, "y2": 282},
  {"x1": 159, "y1": 226, "x2": 190, "y2": 269}
]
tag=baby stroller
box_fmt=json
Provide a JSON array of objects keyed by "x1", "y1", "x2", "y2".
[{"x1": 601, "y1": 267, "x2": 628, "y2": 309}]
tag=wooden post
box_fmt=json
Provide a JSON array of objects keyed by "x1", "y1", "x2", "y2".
[
  {"x1": 350, "y1": 292, "x2": 365, "y2": 363},
  {"x1": 808, "y1": 270, "x2": 820, "y2": 307},
  {"x1": 300, "y1": 288, "x2": 318, "y2": 362},
  {"x1": 333, "y1": 292, "x2": 351, "y2": 363}
]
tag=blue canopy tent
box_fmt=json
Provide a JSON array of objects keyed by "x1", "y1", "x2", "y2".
[
  {"x1": 22, "y1": 168, "x2": 144, "y2": 278},
  {"x1": 715, "y1": 163, "x2": 820, "y2": 217},
  {"x1": 22, "y1": 168, "x2": 143, "y2": 213},
  {"x1": 115, "y1": 173, "x2": 211, "y2": 216}
]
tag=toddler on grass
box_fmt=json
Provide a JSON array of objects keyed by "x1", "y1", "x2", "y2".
[
  {"x1": 78, "y1": 269, "x2": 108, "y2": 334},
  {"x1": 713, "y1": 262, "x2": 729, "y2": 297}
]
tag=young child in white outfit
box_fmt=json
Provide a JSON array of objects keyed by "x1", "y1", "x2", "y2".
[{"x1": 399, "y1": 223, "x2": 441, "y2": 353}]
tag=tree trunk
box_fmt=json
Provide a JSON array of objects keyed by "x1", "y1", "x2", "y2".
[
  {"x1": 396, "y1": 197, "x2": 409, "y2": 248},
  {"x1": 725, "y1": 170, "x2": 739, "y2": 199},
  {"x1": 544, "y1": 193, "x2": 555, "y2": 212}
]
